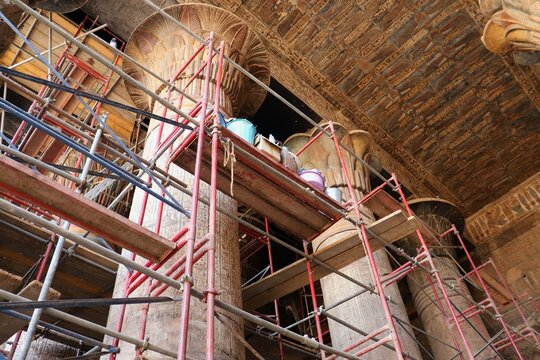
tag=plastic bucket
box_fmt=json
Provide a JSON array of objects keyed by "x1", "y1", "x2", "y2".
[
  {"x1": 299, "y1": 169, "x2": 325, "y2": 191},
  {"x1": 325, "y1": 187, "x2": 342, "y2": 203},
  {"x1": 226, "y1": 118, "x2": 257, "y2": 144}
]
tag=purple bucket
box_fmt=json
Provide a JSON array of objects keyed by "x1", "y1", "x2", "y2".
[{"x1": 299, "y1": 169, "x2": 325, "y2": 191}]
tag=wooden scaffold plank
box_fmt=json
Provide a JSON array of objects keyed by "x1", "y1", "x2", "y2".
[
  {"x1": 243, "y1": 210, "x2": 420, "y2": 310},
  {"x1": 0, "y1": 155, "x2": 174, "y2": 262}
]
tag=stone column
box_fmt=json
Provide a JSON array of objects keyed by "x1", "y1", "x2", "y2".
[
  {"x1": 14, "y1": 337, "x2": 77, "y2": 359},
  {"x1": 106, "y1": 4, "x2": 270, "y2": 359},
  {"x1": 402, "y1": 199, "x2": 495, "y2": 359},
  {"x1": 284, "y1": 124, "x2": 421, "y2": 360}
]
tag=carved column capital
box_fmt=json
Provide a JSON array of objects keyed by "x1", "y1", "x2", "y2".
[
  {"x1": 123, "y1": 3, "x2": 270, "y2": 117},
  {"x1": 284, "y1": 122, "x2": 374, "y2": 198},
  {"x1": 401, "y1": 198, "x2": 465, "y2": 257},
  {"x1": 480, "y1": 0, "x2": 540, "y2": 64}
]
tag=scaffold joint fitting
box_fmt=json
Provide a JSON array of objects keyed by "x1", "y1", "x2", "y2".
[{"x1": 180, "y1": 274, "x2": 193, "y2": 286}]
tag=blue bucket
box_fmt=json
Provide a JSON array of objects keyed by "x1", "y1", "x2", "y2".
[{"x1": 226, "y1": 118, "x2": 257, "y2": 144}]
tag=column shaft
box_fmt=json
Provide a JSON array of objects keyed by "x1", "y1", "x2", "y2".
[
  {"x1": 403, "y1": 199, "x2": 494, "y2": 359},
  {"x1": 106, "y1": 4, "x2": 270, "y2": 358}
]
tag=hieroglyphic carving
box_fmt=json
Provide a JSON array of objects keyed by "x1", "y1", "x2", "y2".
[
  {"x1": 111, "y1": 4, "x2": 264, "y2": 359},
  {"x1": 466, "y1": 172, "x2": 540, "y2": 244},
  {"x1": 209, "y1": 1, "x2": 463, "y2": 207}
]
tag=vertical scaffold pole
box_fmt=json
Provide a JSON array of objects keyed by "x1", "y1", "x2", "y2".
[
  {"x1": 454, "y1": 227, "x2": 524, "y2": 359},
  {"x1": 304, "y1": 241, "x2": 326, "y2": 360},
  {"x1": 205, "y1": 39, "x2": 225, "y2": 360},
  {"x1": 266, "y1": 217, "x2": 285, "y2": 360},
  {"x1": 177, "y1": 33, "x2": 215, "y2": 360},
  {"x1": 328, "y1": 122, "x2": 404, "y2": 359},
  {"x1": 17, "y1": 116, "x2": 106, "y2": 360}
]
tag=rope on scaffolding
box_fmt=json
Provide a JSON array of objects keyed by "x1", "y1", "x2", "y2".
[{"x1": 223, "y1": 138, "x2": 236, "y2": 197}]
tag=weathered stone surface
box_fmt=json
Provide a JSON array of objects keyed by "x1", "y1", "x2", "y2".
[
  {"x1": 13, "y1": 337, "x2": 77, "y2": 360},
  {"x1": 106, "y1": 117, "x2": 243, "y2": 360},
  {"x1": 82, "y1": 0, "x2": 540, "y2": 217}
]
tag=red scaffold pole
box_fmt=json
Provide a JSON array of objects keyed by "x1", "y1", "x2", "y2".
[
  {"x1": 177, "y1": 33, "x2": 215, "y2": 360},
  {"x1": 392, "y1": 173, "x2": 474, "y2": 359},
  {"x1": 205, "y1": 39, "x2": 225, "y2": 360},
  {"x1": 329, "y1": 122, "x2": 404, "y2": 359},
  {"x1": 303, "y1": 241, "x2": 326, "y2": 360},
  {"x1": 266, "y1": 217, "x2": 285, "y2": 360}
]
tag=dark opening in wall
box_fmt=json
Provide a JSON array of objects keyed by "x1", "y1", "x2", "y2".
[
  {"x1": 0, "y1": 86, "x2": 32, "y2": 139},
  {"x1": 64, "y1": 9, "x2": 125, "y2": 45},
  {"x1": 249, "y1": 78, "x2": 321, "y2": 143}
]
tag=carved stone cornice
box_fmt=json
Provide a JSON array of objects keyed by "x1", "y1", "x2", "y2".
[{"x1": 466, "y1": 172, "x2": 540, "y2": 244}]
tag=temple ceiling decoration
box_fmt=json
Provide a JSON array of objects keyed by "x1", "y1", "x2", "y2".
[{"x1": 80, "y1": 0, "x2": 540, "y2": 215}]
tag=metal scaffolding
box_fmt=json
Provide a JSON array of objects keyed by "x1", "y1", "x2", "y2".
[{"x1": 0, "y1": 1, "x2": 538, "y2": 360}]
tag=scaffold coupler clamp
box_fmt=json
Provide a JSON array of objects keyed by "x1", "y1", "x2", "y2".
[
  {"x1": 136, "y1": 337, "x2": 150, "y2": 357},
  {"x1": 209, "y1": 123, "x2": 221, "y2": 133},
  {"x1": 162, "y1": 174, "x2": 171, "y2": 188},
  {"x1": 99, "y1": 111, "x2": 109, "y2": 124},
  {"x1": 66, "y1": 244, "x2": 77, "y2": 258},
  {"x1": 179, "y1": 274, "x2": 193, "y2": 290},
  {"x1": 202, "y1": 287, "x2": 220, "y2": 303}
]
